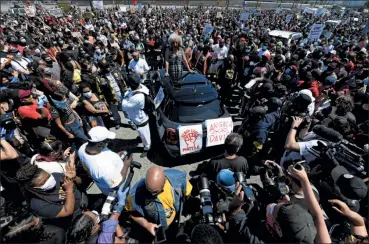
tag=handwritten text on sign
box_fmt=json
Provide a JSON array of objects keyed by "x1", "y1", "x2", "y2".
[
  {"x1": 178, "y1": 124, "x2": 203, "y2": 155},
  {"x1": 205, "y1": 117, "x2": 233, "y2": 147}
]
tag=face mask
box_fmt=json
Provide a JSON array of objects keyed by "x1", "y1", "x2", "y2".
[
  {"x1": 15, "y1": 52, "x2": 22, "y2": 59},
  {"x1": 83, "y1": 91, "x2": 92, "y2": 99},
  {"x1": 34, "y1": 174, "x2": 56, "y2": 191}
]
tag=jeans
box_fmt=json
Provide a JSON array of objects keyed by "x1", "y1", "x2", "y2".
[{"x1": 64, "y1": 118, "x2": 88, "y2": 149}]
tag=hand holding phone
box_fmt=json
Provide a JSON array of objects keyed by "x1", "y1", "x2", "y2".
[{"x1": 154, "y1": 224, "x2": 166, "y2": 243}]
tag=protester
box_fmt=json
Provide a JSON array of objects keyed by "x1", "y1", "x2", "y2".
[{"x1": 0, "y1": 3, "x2": 368, "y2": 244}]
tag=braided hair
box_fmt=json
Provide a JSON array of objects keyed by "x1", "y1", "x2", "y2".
[{"x1": 16, "y1": 164, "x2": 60, "y2": 204}]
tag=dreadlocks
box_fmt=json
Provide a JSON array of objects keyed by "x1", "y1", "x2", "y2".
[{"x1": 16, "y1": 164, "x2": 59, "y2": 204}]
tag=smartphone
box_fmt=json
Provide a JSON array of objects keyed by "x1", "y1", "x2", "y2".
[
  {"x1": 155, "y1": 225, "x2": 166, "y2": 243},
  {"x1": 278, "y1": 182, "x2": 289, "y2": 196},
  {"x1": 243, "y1": 185, "x2": 256, "y2": 202}
]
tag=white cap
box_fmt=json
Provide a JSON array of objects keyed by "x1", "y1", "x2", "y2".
[
  {"x1": 88, "y1": 126, "x2": 116, "y2": 142},
  {"x1": 299, "y1": 89, "x2": 315, "y2": 102}
]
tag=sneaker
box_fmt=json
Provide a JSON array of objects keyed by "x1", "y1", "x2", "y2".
[
  {"x1": 130, "y1": 123, "x2": 137, "y2": 130},
  {"x1": 140, "y1": 151, "x2": 148, "y2": 158}
]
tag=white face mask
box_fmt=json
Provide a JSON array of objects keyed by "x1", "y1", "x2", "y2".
[
  {"x1": 34, "y1": 174, "x2": 56, "y2": 191},
  {"x1": 83, "y1": 91, "x2": 92, "y2": 99}
]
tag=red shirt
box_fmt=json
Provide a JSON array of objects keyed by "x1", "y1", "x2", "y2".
[{"x1": 18, "y1": 100, "x2": 51, "y2": 121}]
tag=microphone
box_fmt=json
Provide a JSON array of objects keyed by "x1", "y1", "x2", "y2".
[{"x1": 312, "y1": 125, "x2": 343, "y2": 143}]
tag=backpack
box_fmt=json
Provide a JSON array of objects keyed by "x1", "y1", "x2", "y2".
[{"x1": 133, "y1": 91, "x2": 155, "y2": 114}]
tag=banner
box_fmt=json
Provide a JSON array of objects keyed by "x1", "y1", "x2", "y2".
[
  {"x1": 203, "y1": 24, "x2": 214, "y2": 36},
  {"x1": 240, "y1": 12, "x2": 249, "y2": 21},
  {"x1": 315, "y1": 8, "x2": 325, "y2": 16},
  {"x1": 205, "y1": 118, "x2": 233, "y2": 147},
  {"x1": 178, "y1": 124, "x2": 203, "y2": 155},
  {"x1": 92, "y1": 0, "x2": 104, "y2": 10},
  {"x1": 285, "y1": 14, "x2": 292, "y2": 23},
  {"x1": 153, "y1": 87, "x2": 164, "y2": 109},
  {"x1": 308, "y1": 23, "x2": 324, "y2": 41}
]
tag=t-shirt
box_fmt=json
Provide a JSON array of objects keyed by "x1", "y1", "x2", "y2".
[
  {"x1": 78, "y1": 143, "x2": 124, "y2": 195},
  {"x1": 18, "y1": 101, "x2": 51, "y2": 121},
  {"x1": 30, "y1": 173, "x2": 81, "y2": 226},
  {"x1": 205, "y1": 155, "x2": 249, "y2": 181},
  {"x1": 128, "y1": 59, "x2": 150, "y2": 82},
  {"x1": 125, "y1": 179, "x2": 192, "y2": 226}
]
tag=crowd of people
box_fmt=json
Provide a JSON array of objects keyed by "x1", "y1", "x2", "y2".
[{"x1": 0, "y1": 3, "x2": 368, "y2": 243}]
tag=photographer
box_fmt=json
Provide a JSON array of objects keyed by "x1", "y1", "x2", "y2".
[
  {"x1": 281, "y1": 116, "x2": 326, "y2": 166},
  {"x1": 125, "y1": 166, "x2": 192, "y2": 242},
  {"x1": 66, "y1": 184, "x2": 129, "y2": 244}
]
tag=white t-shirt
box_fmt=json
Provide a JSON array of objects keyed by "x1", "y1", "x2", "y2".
[
  {"x1": 78, "y1": 143, "x2": 124, "y2": 195},
  {"x1": 212, "y1": 44, "x2": 228, "y2": 59},
  {"x1": 128, "y1": 58, "x2": 150, "y2": 83},
  {"x1": 280, "y1": 138, "x2": 326, "y2": 168},
  {"x1": 11, "y1": 58, "x2": 30, "y2": 73}
]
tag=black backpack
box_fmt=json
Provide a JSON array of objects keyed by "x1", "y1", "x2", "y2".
[{"x1": 133, "y1": 91, "x2": 155, "y2": 114}]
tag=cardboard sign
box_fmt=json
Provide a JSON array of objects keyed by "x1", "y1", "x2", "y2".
[
  {"x1": 71, "y1": 32, "x2": 82, "y2": 38},
  {"x1": 308, "y1": 23, "x2": 324, "y2": 41},
  {"x1": 205, "y1": 118, "x2": 233, "y2": 147},
  {"x1": 92, "y1": 0, "x2": 104, "y2": 10},
  {"x1": 178, "y1": 124, "x2": 203, "y2": 155},
  {"x1": 203, "y1": 24, "x2": 214, "y2": 36},
  {"x1": 275, "y1": 8, "x2": 281, "y2": 14},
  {"x1": 240, "y1": 12, "x2": 249, "y2": 21},
  {"x1": 285, "y1": 14, "x2": 292, "y2": 23},
  {"x1": 153, "y1": 87, "x2": 164, "y2": 109}
]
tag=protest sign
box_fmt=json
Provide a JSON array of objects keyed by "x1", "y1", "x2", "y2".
[
  {"x1": 216, "y1": 12, "x2": 222, "y2": 18},
  {"x1": 308, "y1": 23, "x2": 324, "y2": 41},
  {"x1": 71, "y1": 32, "x2": 83, "y2": 39},
  {"x1": 239, "y1": 12, "x2": 249, "y2": 21},
  {"x1": 178, "y1": 124, "x2": 203, "y2": 155},
  {"x1": 153, "y1": 87, "x2": 165, "y2": 109},
  {"x1": 296, "y1": 13, "x2": 301, "y2": 19},
  {"x1": 205, "y1": 118, "x2": 233, "y2": 147},
  {"x1": 362, "y1": 24, "x2": 369, "y2": 35},
  {"x1": 316, "y1": 8, "x2": 325, "y2": 16},
  {"x1": 137, "y1": 3, "x2": 143, "y2": 9},
  {"x1": 324, "y1": 31, "x2": 333, "y2": 39},
  {"x1": 275, "y1": 8, "x2": 281, "y2": 14},
  {"x1": 92, "y1": 0, "x2": 104, "y2": 10},
  {"x1": 203, "y1": 24, "x2": 214, "y2": 36},
  {"x1": 25, "y1": 6, "x2": 36, "y2": 17},
  {"x1": 285, "y1": 14, "x2": 292, "y2": 23},
  {"x1": 119, "y1": 6, "x2": 127, "y2": 12}
]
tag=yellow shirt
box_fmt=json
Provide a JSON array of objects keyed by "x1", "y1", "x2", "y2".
[{"x1": 126, "y1": 179, "x2": 192, "y2": 226}]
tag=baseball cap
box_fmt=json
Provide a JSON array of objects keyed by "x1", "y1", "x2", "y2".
[
  {"x1": 216, "y1": 169, "x2": 235, "y2": 191},
  {"x1": 278, "y1": 204, "x2": 317, "y2": 243},
  {"x1": 331, "y1": 166, "x2": 368, "y2": 200},
  {"x1": 88, "y1": 126, "x2": 116, "y2": 142}
]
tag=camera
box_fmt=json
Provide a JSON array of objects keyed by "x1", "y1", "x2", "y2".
[
  {"x1": 233, "y1": 172, "x2": 256, "y2": 202},
  {"x1": 100, "y1": 159, "x2": 142, "y2": 221},
  {"x1": 198, "y1": 175, "x2": 223, "y2": 225}
]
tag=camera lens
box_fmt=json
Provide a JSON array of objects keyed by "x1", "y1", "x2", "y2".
[{"x1": 294, "y1": 164, "x2": 303, "y2": 171}]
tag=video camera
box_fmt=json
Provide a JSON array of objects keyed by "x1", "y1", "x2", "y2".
[
  {"x1": 100, "y1": 156, "x2": 142, "y2": 221},
  {"x1": 197, "y1": 175, "x2": 223, "y2": 225},
  {"x1": 309, "y1": 125, "x2": 367, "y2": 178},
  {"x1": 233, "y1": 172, "x2": 256, "y2": 203}
]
